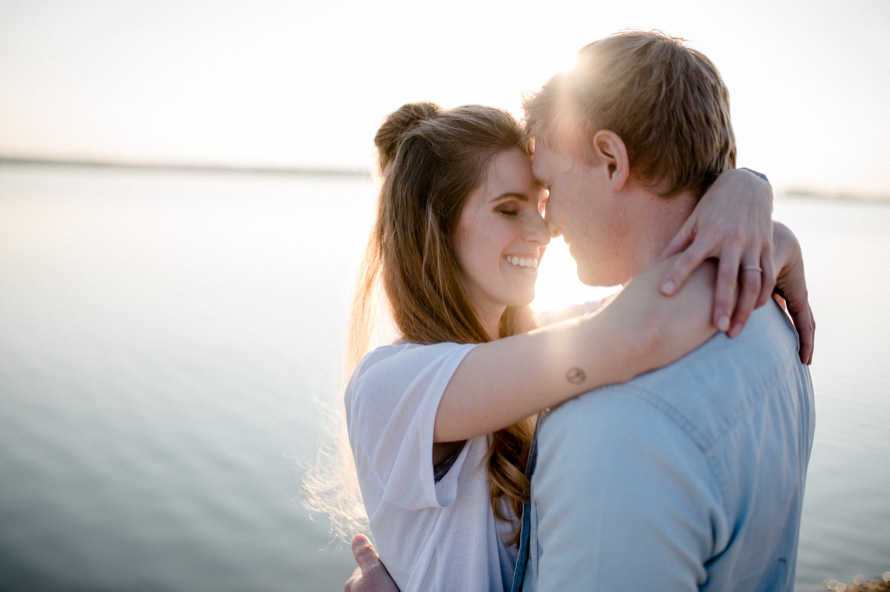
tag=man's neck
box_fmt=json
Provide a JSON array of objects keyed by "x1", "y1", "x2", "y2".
[{"x1": 620, "y1": 185, "x2": 698, "y2": 285}]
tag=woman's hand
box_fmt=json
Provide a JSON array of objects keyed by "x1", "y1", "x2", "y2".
[
  {"x1": 772, "y1": 222, "x2": 815, "y2": 365},
  {"x1": 345, "y1": 534, "x2": 400, "y2": 592},
  {"x1": 656, "y1": 166, "x2": 815, "y2": 363},
  {"x1": 657, "y1": 168, "x2": 774, "y2": 336}
]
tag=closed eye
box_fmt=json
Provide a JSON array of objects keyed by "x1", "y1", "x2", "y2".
[{"x1": 493, "y1": 193, "x2": 528, "y2": 217}]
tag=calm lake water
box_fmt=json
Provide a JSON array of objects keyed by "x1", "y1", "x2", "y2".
[{"x1": 0, "y1": 165, "x2": 887, "y2": 591}]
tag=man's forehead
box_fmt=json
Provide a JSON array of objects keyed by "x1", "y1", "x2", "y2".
[
  {"x1": 530, "y1": 139, "x2": 558, "y2": 180},
  {"x1": 530, "y1": 154, "x2": 548, "y2": 185},
  {"x1": 534, "y1": 119, "x2": 589, "y2": 161}
]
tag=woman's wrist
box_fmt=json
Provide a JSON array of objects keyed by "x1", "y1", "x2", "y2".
[{"x1": 592, "y1": 283, "x2": 667, "y2": 384}]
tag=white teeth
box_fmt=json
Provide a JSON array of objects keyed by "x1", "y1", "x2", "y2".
[{"x1": 506, "y1": 256, "x2": 538, "y2": 270}]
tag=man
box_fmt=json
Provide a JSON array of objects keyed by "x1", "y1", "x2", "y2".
[
  {"x1": 512, "y1": 30, "x2": 815, "y2": 591},
  {"x1": 343, "y1": 30, "x2": 815, "y2": 592}
]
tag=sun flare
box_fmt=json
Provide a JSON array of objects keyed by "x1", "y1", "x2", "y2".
[{"x1": 531, "y1": 237, "x2": 619, "y2": 313}]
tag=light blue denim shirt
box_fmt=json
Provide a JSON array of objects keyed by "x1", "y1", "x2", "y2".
[{"x1": 514, "y1": 301, "x2": 815, "y2": 591}]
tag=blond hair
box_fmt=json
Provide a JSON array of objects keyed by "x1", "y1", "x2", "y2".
[
  {"x1": 305, "y1": 102, "x2": 538, "y2": 546},
  {"x1": 524, "y1": 30, "x2": 736, "y2": 197}
]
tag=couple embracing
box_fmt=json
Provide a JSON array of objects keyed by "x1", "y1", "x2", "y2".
[{"x1": 317, "y1": 30, "x2": 815, "y2": 592}]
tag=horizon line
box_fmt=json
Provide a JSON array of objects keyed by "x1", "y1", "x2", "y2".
[
  {"x1": 1, "y1": 155, "x2": 887, "y2": 203},
  {"x1": 0, "y1": 155, "x2": 372, "y2": 178}
]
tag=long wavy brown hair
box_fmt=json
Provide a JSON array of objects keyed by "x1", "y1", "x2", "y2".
[{"x1": 351, "y1": 102, "x2": 539, "y2": 546}]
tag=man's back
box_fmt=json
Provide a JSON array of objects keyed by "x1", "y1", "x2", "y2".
[{"x1": 521, "y1": 301, "x2": 815, "y2": 591}]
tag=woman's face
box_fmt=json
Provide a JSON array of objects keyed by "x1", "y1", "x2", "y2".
[{"x1": 454, "y1": 149, "x2": 550, "y2": 325}]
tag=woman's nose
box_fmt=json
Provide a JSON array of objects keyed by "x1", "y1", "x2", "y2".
[
  {"x1": 526, "y1": 212, "x2": 551, "y2": 245},
  {"x1": 543, "y1": 201, "x2": 561, "y2": 238}
]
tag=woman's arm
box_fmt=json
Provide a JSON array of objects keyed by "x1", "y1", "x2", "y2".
[
  {"x1": 538, "y1": 299, "x2": 607, "y2": 326},
  {"x1": 772, "y1": 222, "x2": 815, "y2": 364},
  {"x1": 434, "y1": 256, "x2": 718, "y2": 444}
]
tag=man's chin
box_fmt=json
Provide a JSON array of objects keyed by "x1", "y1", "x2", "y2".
[
  {"x1": 576, "y1": 265, "x2": 621, "y2": 289},
  {"x1": 576, "y1": 268, "x2": 603, "y2": 288}
]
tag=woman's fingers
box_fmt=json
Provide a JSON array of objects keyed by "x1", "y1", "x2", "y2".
[
  {"x1": 659, "y1": 227, "x2": 716, "y2": 297},
  {"x1": 657, "y1": 218, "x2": 695, "y2": 268},
  {"x1": 729, "y1": 265, "x2": 763, "y2": 337},
  {"x1": 795, "y1": 304, "x2": 816, "y2": 365},
  {"x1": 709, "y1": 234, "x2": 744, "y2": 332},
  {"x1": 778, "y1": 283, "x2": 815, "y2": 365},
  {"x1": 756, "y1": 255, "x2": 777, "y2": 308},
  {"x1": 345, "y1": 534, "x2": 399, "y2": 592}
]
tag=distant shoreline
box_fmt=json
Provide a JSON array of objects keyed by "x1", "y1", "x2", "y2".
[
  {"x1": 0, "y1": 155, "x2": 371, "y2": 178},
  {"x1": 2, "y1": 156, "x2": 887, "y2": 202},
  {"x1": 782, "y1": 188, "x2": 890, "y2": 204}
]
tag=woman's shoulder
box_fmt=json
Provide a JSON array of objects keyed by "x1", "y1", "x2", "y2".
[
  {"x1": 357, "y1": 341, "x2": 477, "y2": 375},
  {"x1": 348, "y1": 341, "x2": 477, "y2": 401},
  {"x1": 344, "y1": 340, "x2": 482, "y2": 451}
]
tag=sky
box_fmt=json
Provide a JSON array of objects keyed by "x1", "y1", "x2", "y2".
[{"x1": 1, "y1": 0, "x2": 888, "y2": 197}]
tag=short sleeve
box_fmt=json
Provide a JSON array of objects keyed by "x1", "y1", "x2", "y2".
[{"x1": 345, "y1": 342, "x2": 479, "y2": 513}]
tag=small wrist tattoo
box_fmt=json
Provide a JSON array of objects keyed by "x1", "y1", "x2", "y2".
[{"x1": 566, "y1": 368, "x2": 586, "y2": 384}]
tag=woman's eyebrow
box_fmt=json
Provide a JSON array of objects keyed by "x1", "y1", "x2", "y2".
[{"x1": 492, "y1": 192, "x2": 529, "y2": 203}]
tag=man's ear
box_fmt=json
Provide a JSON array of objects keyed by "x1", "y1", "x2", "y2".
[{"x1": 591, "y1": 130, "x2": 630, "y2": 191}]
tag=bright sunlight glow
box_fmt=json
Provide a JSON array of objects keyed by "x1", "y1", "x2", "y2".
[
  {"x1": 1, "y1": 0, "x2": 888, "y2": 196},
  {"x1": 531, "y1": 237, "x2": 619, "y2": 313}
]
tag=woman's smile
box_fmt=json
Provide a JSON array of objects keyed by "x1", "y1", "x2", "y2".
[
  {"x1": 454, "y1": 148, "x2": 550, "y2": 327},
  {"x1": 504, "y1": 254, "x2": 540, "y2": 272}
]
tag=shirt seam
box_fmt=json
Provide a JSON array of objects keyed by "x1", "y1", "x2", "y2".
[{"x1": 609, "y1": 352, "x2": 800, "y2": 518}]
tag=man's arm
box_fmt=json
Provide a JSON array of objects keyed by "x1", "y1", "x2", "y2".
[{"x1": 528, "y1": 389, "x2": 722, "y2": 591}]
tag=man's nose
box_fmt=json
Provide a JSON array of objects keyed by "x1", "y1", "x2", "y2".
[
  {"x1": 543, "y1": 200, "x2": 562, "y2": 237},
  {"x1": 544, "y1": 212, "x2": 562, "y2": 238}
]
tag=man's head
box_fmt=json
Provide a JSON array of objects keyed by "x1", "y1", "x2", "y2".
[{"x1": 525, "y1": 30, "x2": 737, "y2": 286}]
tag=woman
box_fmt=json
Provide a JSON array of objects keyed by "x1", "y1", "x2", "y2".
[{"x1": 312, "y1": 102, "x2": 811, "y2": 592}]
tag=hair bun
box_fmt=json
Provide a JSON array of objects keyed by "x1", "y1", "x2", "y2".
[{"x1": 375, "y1": 102, "x2": 441, "y2": 171}]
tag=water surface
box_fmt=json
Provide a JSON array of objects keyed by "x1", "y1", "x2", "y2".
[{"x1": 0, "y1": 166, "x2": 887, "y2": 590}]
